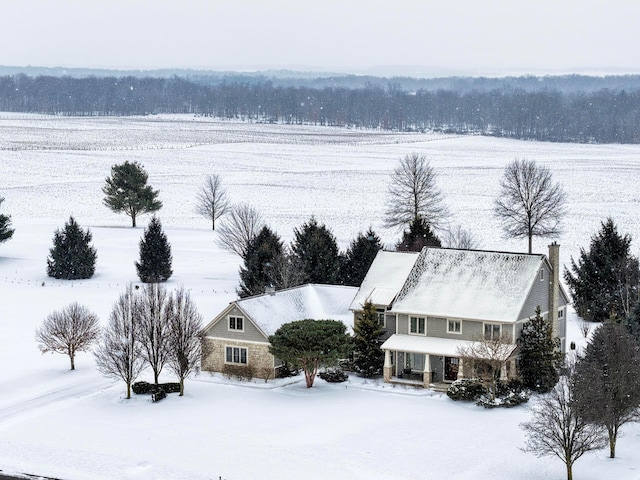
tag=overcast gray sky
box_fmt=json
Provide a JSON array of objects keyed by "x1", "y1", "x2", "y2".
[{"x1": 3, "y1": 0, "x2": 640, "y2": 75}]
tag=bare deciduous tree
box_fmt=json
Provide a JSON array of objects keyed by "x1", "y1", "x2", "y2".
[
  {"x1": 136, "y1": 283, "x2": 170, "y2": 385},
  {"x1": 384, "y1": 153, "x2": 448, "y2": 231},
  {"x1": 521, "y1": 374, "x2": 607, "y2": 480},
  {"x1": 195, "y1": 174, "x2": 230, "y2": 231},
  {"x1": 494, "y1": 158, "x2": 567, "y2": 253},
  {"x1": 94, "y1": 285, "x2": 146, "y2": 399},
  {"x1": 216, "y1": 203, "x2": 264, "y2": 259},
  {"x1": 457, "y1": 333, "x2": 516, "y2": 401},
  {"x1": 270, "y1": 248, "x2": 304, "y2": 289},
  {"x1": 166, "y1": 287, "x2": 204, "y2": 396},
  {"x1": 442, "y1": 225, "x2": 480, "y2": 250},
  {"x1": 35, "y1": 302, "x2": 101, "y2": 370}
]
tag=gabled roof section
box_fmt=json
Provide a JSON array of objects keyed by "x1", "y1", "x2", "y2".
[
  {"x1": 349, "y1": 250, "x2": 420, "y2": 311},
  {"x1": 234, "y1": 284, "x2": 358, "y2": 337},
  {"x1": 391, "y1": 248, "x2": 545, "y2": 323}
]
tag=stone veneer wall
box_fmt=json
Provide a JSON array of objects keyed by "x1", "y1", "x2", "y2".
[{"x1": 202, "y1": 338, "x2": 275, "y2": 379}]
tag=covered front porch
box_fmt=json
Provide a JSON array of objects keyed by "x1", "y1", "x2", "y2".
[{"x1": 380, "y1": 334, "x2": 515, "y2": 389}]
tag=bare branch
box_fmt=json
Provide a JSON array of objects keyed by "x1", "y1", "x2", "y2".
[{"x1": 216, "y1": 203, "x2": 264, "y2": 259}]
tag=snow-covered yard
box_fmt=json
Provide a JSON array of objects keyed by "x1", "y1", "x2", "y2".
[{"x1": 1, "y1": 115, "x2": 639, "y2": 479}]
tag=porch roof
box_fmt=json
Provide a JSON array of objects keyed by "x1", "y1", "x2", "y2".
[{"x1": 380, "y1": 334, "x2": 517, "y2": 359}]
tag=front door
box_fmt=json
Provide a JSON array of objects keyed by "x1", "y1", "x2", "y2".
[{"x1": 444, "y1": 357, "x2": 459, "y2": 381}]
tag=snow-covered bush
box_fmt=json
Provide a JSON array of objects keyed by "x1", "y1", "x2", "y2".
[
  {"x1": 476, "y1": 379, "x2": 530, "y2": 409},
  {"x1": 447, "y1": 379, "x2": 486, "y2": 402},
  {"x1": 318, "y1": 367, "x2": 348, "y2": 383}
]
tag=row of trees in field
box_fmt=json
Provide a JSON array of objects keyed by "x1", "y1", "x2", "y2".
[
  {"x1": 2, "y1": 74, "x2": 640, "y2": 143},
  {"x1": 45, "y1": 215, "x2": 173, "y2": 283},
  {"x1": 36, "y1": 283, "x2": 204, "y2": 398}
]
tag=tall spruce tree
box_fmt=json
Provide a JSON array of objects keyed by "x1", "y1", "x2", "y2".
[
  {"x1": 135, "y1": 216, "x2": 173, "y2": 283},
  {"x1": 340, "y1": 228, "x2": 383, "y2": 287},
  {"x1": 573, "y1": 320, "x2": 640, "y2": 458},
  {"x1": 518, "y1": 306, "x2": 564, "y2": 392},
  {"x1": 0, "y1": 197, "x2": 15, "y2": 244},
  {"x1": 564, "y1": 218, "x2": 640, "y2": 322},
  {"x1": 395, "y1": 216, "x2": 441, "y2": 252},
  {"x1": 290, "y1": 217, "x2": 341, "y2": 285},
  {"x1": 353, "y1": 301, "x2": 385, "y2": 377},
  {"x1": 47, "y1": 216, "x2": 97, "y2": 279},
  {"x1": 237, "y1": 226, "x2": 284, "y2": 298}
]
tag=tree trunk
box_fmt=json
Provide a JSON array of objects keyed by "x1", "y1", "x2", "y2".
[
  {"x1": 566, "y1": 457, "x2": 573, "y2": 480},
  {"x1": 528, "y1": 233, "x2": 533, "y2": 254},
  {"x1": 126, "y1": 382, "x2": 131, "y2": 399},
  {"x1": 132, "y1": 215, "x2": 136, "y2": 228},
  {"x1": 179, "y1": 378, "x2": 184, "y2": 396},
  {"x1": 212, "y1": 218, "x2": 215, "y2": 231},
  {"x1": 154, "y1": 371, "x2": 159, "y2": 385},
  {"x1": 609, "y1": 430, "x2": 617, "y2": 458},
  {"x1": 70, "y1": 353, "x2": 75, "y2": 371}
]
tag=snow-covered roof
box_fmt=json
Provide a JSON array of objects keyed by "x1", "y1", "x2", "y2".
[
  {"x1": 235, "y1": 284, "x2": 358, "y2": 337},
  {"x1": 349, "y1": 250, "x2": 420, "y2": 311},
  {"x1": 391, "y1": 248, "x2": 544, "y2": 323},
  {"x1": 381, "y1": 334, "x2": 517, "y2": 360}
]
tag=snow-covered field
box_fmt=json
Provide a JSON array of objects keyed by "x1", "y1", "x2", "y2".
[{"x1": 1, "y1": 114, "x2": 639, "y2": 480}]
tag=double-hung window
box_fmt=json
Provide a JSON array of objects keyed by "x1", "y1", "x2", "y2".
[
  {"x1": 410, "y1": 316, "x2": 426, "y2": 335},
  {"x1": 229, "y1": 316, "x2": 244, "y2": 331},
  {"x1": 376, "y1": 309, "x2": 386, "y2": 327},
  {"x1": 447, "y1": 319, "x2": 461, "y2": 334},
  {"x1": 484, "y1": 323, "x2": 501, "y2": 340},
  {"x1": 225, "y1": 346, "x2": 248, "y2": 365}
]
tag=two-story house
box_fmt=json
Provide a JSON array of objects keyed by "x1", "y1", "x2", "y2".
[{"x1": 350, "y1": 243, "x2": 568, "y2": 388}]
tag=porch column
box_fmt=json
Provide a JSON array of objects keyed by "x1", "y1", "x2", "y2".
[
  {"x1": 457, "y1": 358, "x2": 464, "y2": 380},
  {"x1": 422, "y1": 354, "x2": 432, "y2": 387},
  {"x1": 383, "y1": 349, "x2": 392, "y2": 383}
]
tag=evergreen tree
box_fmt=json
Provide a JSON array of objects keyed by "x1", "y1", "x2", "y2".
[
  {"x1": 518, "y1": 306, "x2": 564, "y2": 393},
  {"x1": 395, "y1": 216, "x2": 441, "y2": 252},
  {"x1": 136, "y1": 216, "x2": 173, "y2": 283},
  {"x1": 103, "y1": 161, "x2": 162, "y2": 227},
  {"x1": 624, "y1": 299, "x2": 640, "y2": 343},
  {"x1": 46, "y1": 216, "x2": 97, "y2": 279},
  {"x1": 290, "y1": 217, "x2": 341, "y2": 284},
  {"x1": 573, "y1": 320, "x2": 640, "y2": 458},
  {"x1": 237, "y1": 226, "x2": 284, "y2": 298},
  {"x1": 340, "y1": 228, "x2": 383, "y2": 287},
  {"x1": 564, "y1": 218, "x2": 640, "y2": 322},
  {"x1": 353, "y1": 301, "x2": 385, "y2": 377},
  {"x1": 0, "y1": 197, "x2": 15, "y2": 244}
]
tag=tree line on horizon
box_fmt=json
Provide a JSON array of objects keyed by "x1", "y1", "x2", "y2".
[{"x1": 2, "y1": 74, "x2": 640, "y2": 143}]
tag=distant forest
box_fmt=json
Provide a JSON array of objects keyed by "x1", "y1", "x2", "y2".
[{"x1": 2, "y1": 72, "x2": 640, "y2": 143}]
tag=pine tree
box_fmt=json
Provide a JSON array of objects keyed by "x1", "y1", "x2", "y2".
[
  {"x1": 103, "y1": 161, "x2": 162, "y2": 227},
  {"x1": 564, "y1": 218, "x2": 640, "y2": 322},
  {"x1": 136, "y1": 216, "x2": 173, "y2": 283},
  {"x1": 290, "y1": 217, "x2": 341, "y2": 284},
  {"x1": 0, "y1": 197, "x2": 15, "y2": 244},
  {"x1": 237, "y1": 226, "x2": 284, "y2": 298},
  {"x1": 395, "y1": 216, "x2": 441, "y2": 252},
  {"x1": 340, "y1": 228, "x2": 383, "y2": 286},
  {"x1": 518, "y1": 306, "x2": 564, "y2": 392},
  {"x1": 353, "y1": 301, "x2": 385, "y2": 377},
  {"x1": 46, "y1": 216, "x2": 97, "y2": 279}
]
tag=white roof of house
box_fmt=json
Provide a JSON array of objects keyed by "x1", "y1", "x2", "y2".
[
  {"x1": 349, "y1": 250, "x2": 420, "y2": 311},
  {"x1": 235, "y1": 284, "x2": 358, "y2": 337},
  {"x1": 381, "y1": 334, "x2": 517, "y2": 360},
  {"x1": 391, "y1": 248, "x2": 544, "y2": 323}
]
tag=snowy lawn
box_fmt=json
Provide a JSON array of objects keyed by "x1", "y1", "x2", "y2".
[{"x1": 1, "y1": 115, "x2": 640, "y2": 479}]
